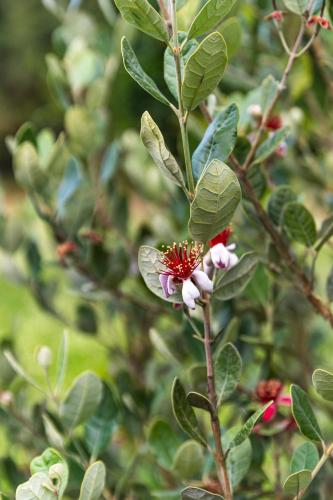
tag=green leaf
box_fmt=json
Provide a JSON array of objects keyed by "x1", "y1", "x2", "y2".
[
  {"x1": 42, "y1": 415, "x2": 65, "y2": 450},
  {"x1": 283, "y1": 0, "x2": 308, "y2": 14},
  {"x1": 313, "y1": 368, "x2": 333, "y2": 401},
  {"x1": 326, "y1": 267, "x2": 333, "y2": 302},
  {"x1": 315, "y1": 215, "x2": 333, "y2": 252},
  {"x1": 245, "y1": 165, "x2": 267, "y2": 200},
  {"x1": 172, "y1": 440, "x2": 204, "y2": 479},
  {"x1": 55, "y1": 330, "x2": 69, "y2": 395},
  {"x1": 187, "y1": 391, "x2": 214, "y2": 414},
  {"x1": 171, "y1": 377, "x2": 206, "y2": 446},
  {"x1": 138, "y1": 246, "x2": 182, "y2": 303},
  {"x1": 189, "y1": 159, "x2": 241, "y2": 242},
  {"x1": 283, "y1": 202, "x2": 317, "y2": 247},
  {"x1": 30, "y1": 448, "x2": 68, "y2": 498},
  {"x1": 114, "y1": 0, "x2": 169, "y2": 42},
  {"x1": 188, "y1": 0, "x2": 236, "y2": 39},
  {"x1": 260, "y1": 75, "x2": 279, "y2": 115},
  {"x1": 182, "y1": 32, "x2": 227, "y2": 111},
  {"x1": 85, "y1": 383, "x2": 119, "y2": 459},
  {"x1": 79, "y1": 461, "x2": 106, "y2": 500},
  {"x1": 141, "y1": 111, "x2": 186, "y2": 188},
  {"x1": 60, "y1": 372, "x2": 103, "y2": 430},
  {"x1": 283, "y1": 470, "x2": 312, "y2": 495},
  {"x1": 4, "y1": 350, "x2": 45, "y2": 394},
  {"x1": 290, "y1": 442, "x2": 319, "y2": 473},
  {"x1": 226, "y1": 438, "x2": 252, "y2": 487},
  {"x1": 253, "y1": 128, "x2": 289, "y2": 165},
  {"x1": 148, "y1": 419, "x2": 182, "y2": 469},
  {"x1": 217, "y1": 17, "x2": 242, "y2": 58},
  {"x1": 291, "y1": 384, "x2": 323, "y2": 443},
  {"x1": 214, "y1": 252, "x2": 258, "y2": 301},
  {"x1": 268, "y1": 186, "x2": 297, "y2": 226},
  {"x1": 192, "y1": 103, "x2": 239, "y2": 181},
  {"x1": 182, "y1": 487, "x2": 224, "y2": 499},
  {"x1": 215, "y1": 343, "x2": 242, "y2": 406},
  {"x1": 164, "y1": 33, "x2": 198, "y2": 101},
  {"x1": 227, "y1": 402, "x2": 273, "y2": 449},
  {"x1": 16, "y1": 473, "x2": 60, "y2": 500},
  {"x1": 121, "y1": 37, "x2": 170, "y2": 106}
]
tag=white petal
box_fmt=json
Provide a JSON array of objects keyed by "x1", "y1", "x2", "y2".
[
  {"x1": 167, "y1": 275, "x2": 177, "y2": 295},
  {"x1": 226, "y1": 243, "x2": 236, "y2": 251},
  {"x1": 192, "y1": 270, "x2": 213, "y2": 294},
  {"x1": 203, "y1": 252, "x2": 213, "y2": 275},
  {"x1": 159, "y1": 274, "x2": 170, "y2": 298},
  {"x1": 228, "y1": 252, "x2": 239, "y2": 268},
  {"x1": 182, "y1": 279, "x2": 200, "y2": 309},
  {"x1": 211, "y1": 243, "x2": 230, "y2": 269}
]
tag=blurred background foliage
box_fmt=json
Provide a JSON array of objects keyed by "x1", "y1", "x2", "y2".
[{"x1": 0, "y1": 0, "x2": 333, "y2": 498}]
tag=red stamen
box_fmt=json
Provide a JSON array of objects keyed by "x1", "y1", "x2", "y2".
[
  {"x1": 209, "y1": 227, "x2": 232, "y2": 248},
  {"x1": 161, "y1": 241, "x2": 202, "y2": 281}
]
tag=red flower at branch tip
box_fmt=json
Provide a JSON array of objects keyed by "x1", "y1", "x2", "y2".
[
  {"x1": 265, "y1": 10, "x2": 284, "y2": 22},
  {"x1": 256, "y1": 379, "x2": 291, "y2": 422},
  {"x1": 307, "y1": 16, "x2": 331, "y2": 29},
  {"x1": 159, "y1": 241, "x2": 213, "y2": 310},
  {"x1": 266, "y1": 114, "x2": 283, "y2": 131},
  {"x1": 57, "y1": 241, "x2": 77, "y2": 260},
  {"x1": 204, "y1": 227, "x2": 238, "y2": 271}
]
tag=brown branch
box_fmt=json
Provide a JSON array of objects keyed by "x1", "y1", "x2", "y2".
[{"x1": 202, "y1": 298, "x2": 233, "y2": 500}]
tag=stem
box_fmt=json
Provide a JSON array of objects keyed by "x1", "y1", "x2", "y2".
[
  {"x1": 293, "y1": 443, "x2": 333, "y2": 499},
  {"x1": 202, "y1": 298, "x2": 233, "y2": 500},
  {"x1": 169, "y1": 0, "x2": 195, "y2": 195}
]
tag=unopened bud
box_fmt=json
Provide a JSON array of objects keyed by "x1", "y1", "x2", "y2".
[
  {"x1": 37, "y1": 346, "x2": 53, "y2": 368},
  {"x1": 0, "y1": 390, "x2": 13, "y2": 406},
  {"x1": 248, "y1": 104, "x2": 262, "y2": 118}
]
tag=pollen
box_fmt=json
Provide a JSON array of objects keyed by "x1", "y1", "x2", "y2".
[{"x1": 161, "y1": 241, "x2": 202, "y2": 280}]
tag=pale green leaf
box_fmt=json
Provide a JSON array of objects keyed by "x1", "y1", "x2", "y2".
[
  {"x1": 79, "y1": 461, "x2": 106, "y2": 500},
  {"x1": 215, "y1": 343, "x2": 242, "y2": 406},
  {"x1": 313, "y1": 368, "x2": 333, "y2": 402},
  {"x1": 121, "y1": 37, "x2": 170, "y2": 106},
  {"x1": 253, "y1": 128, "x2": 289, "y2": 165},
  {"x1": 217, "y1": 17, "x2": 242, "y2": 58},
  {"x1": 192, "y1": 103, "x2": 239, "y2": 181},
  {"x1": 227, "y1": 402, "x2": 273, "y2": 448},
  {"x1": 182, "y1": 32, "x2": 228, "y2": 111},
  {"x1": 188, "y1": 0, "x2": 236, "y2": 39},
  {"x1": 182, "y1": 487, "x2": 224, "y2": 499},
  {"x1": 172, "y1": 440, "x2": 204, "y2": 479},
  {"x1": 140, "y1": 111, "x2": 186, "y2": 188},
  {"x1": 148, "y1": 419, "x2": 182, "y2": 469},
  {"x1": 189, "y1": 159, "x2": 241, "y2": 242},
  {"x1": 187, "y1": 391, "x2": 214, "y2": 414},
  {"x1": 290, "y1": 442, "x2": 319, "y2": 473},
  {"x1": 283, "y1": 0, "x2": 308, "y2": 14},
  {"x1": 283, "y1": 469, "x2": 312, "y2": 495},
  {"x1": 60, "y1": 372, "x2": 103, "y2": 430},
  {"x1": 55, "y1": 330, "x2": 69, "y2": 394},
  {"x1": 114, "y1": 0, "x2": 169, "y2": 42},
  {"x1": 214, "y1": 252, "x2": 258, "y2": 301},
  {"x1": 138, "y1": 245, "x2": 182, "y2": 303},
  {"x1": 226, "y1": 438, "x2": 252, "y2": 487}
]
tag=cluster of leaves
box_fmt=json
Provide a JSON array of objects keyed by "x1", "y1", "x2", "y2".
[{"x1": 0, "y1": 0, "x2": 333, "y2": 498}]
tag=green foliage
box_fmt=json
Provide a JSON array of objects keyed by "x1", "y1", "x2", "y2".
[
  {"x1": 79, "y1": 461, "x2": 106, "y2": 500},
  {"x1": 215, "y1": 343, "x2": 242, "y2": 405},
  {"x1": 182, "y1": 487, "x2": 224, "y2": 499},
  {"x1": 187, "y1": 0, "x2": 236, "y2": 39},
  {"x1": 283, "y1": 469, "x2": 312, "y2": 495},
  {"x1": 313, "y1": 369, "x2": 333, "y2": 401},
  {"x1": 214, "y1": 253, "x2": 258, "y2": 300},
  {"x1": 290, "y1": 442, "x2": 319, "y2": 473},
  {"x1": 291, "y1": 384, "x2": 323, "y2": 443},
  {"x1": 283, "y1": 202, "x2": 317, "y2": 247}
]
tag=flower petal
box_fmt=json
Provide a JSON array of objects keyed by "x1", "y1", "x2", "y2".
[
  {"x1": 228, "y1": 252, "x2": 239, "y2": 268},
  {"x1": 182, "y1": 278, "x2": 200, "y2": 310},
  {"x1": 192, "y1": 270, "x2": 213, "y2": 294},
  {"x1": 278, "y1": 395, "x2": 292, "y2": 407},
  {"x1": 262, "y1": 402, "x2": 277, "y2": 422},
  {"x1": 159, "y1": 274, "x2": 170, "y2": 298},
  {"x1": 210, "y1": 243, "x2": 230, "y2": 269}
]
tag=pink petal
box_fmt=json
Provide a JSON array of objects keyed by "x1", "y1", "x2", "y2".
[
  {"x1": 262, "y1": 403, "x2": 277, "y2": 422},
  {"x1": 192, "y1": 270, "x2": 213, "y2": 294},
  {"x1": 278, "y1": 395, "x2": 292, "y2": 406}
]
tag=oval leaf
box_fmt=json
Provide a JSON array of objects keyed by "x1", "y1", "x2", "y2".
[
  {"x1": 192, "y1": 103, "x2": 239, "y2": 181},
  {"x1": 148, "y1": 419, "x2": 182, "y2": 469},
  {"x1": 172, "y1": 440, "x2": 204, "y2": 480},
  {"x1": 268, "y1": 185, "x2": 297, "y2": 226},
  {"x1": 182, "y1": 32, "x2": 227, "y2": 111},
  {"x1": 188, "y1": 0, "x2": 236, "y2": 39},
  {"x1": 189, "y1": 159, "x2": 241, "y2": 242},
  {"x1": 283, "y1": 202, "x2": 317, "y2": 247},
  {"x1": 253, "y1": 128, "x2": 289, "y2": 165},
  {"x1": 164, "y1": 34, "x2": 198, "y2": 101},
  {"x1": 114, "y1": 0, "x2": 169, "y2": 42},
  {"x1": 214, "y1": 252, "x2": 258, "y2": 301},
  {"x1": 290, "y1": 442, "x2": 319, "y2": 473},
  {"x1": 291, "y1": 384, "x2": 323, "y2": 443},
  {"x1": 171, "y1": 377, "x2": 206, "y2": 446},
  {"x1": 283, "y1": 0, "x2": 308, "y2": 14},
  {"x1": 283, "y1": 469, "x2": 312, "y2": 495},
  {"x1": 313, "y1": 368, "x2": 333, "y2": 402},
  {"x1": 60, "y1": 372, "x2": 103, "y2": 430},
  {"x1": 187, "y1": 391, "x2": 214, "y2": 414},
  {"x1": 138, "y1": 245, "x2": 182, "y2": 303},
  {"x1": 215, "y1": 343, "x2": 242, "y2": 406},
  {"x1": 79, "y1": 461, "x2": 106, "y2": 500},
  {"x1": 226, "y1": 438, "x2": 252, "y2": 488},
  {"x1": 121, "y1": 37, "x2": 170, "y2": 106},
  {"x1": 182, "y1": 487, "x2": 224, "y2": 499},
  {"x1": 141, "y1": 111, "x2": 186, "y2": 188}
]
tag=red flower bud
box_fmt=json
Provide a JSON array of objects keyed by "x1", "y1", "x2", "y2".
[
  {"x1": 57, "y1": 241, "x2": 77, "y2": 260},
  {"x1": 266, "y1": 10, "x2": 284, "y2": 22}
]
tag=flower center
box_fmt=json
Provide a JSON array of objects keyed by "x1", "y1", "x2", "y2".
[{"x1": 161, "y1": 241, "x2": 202, "y2": 281}]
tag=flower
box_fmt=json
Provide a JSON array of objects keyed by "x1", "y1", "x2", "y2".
[
  {"x1": 159, "y1": 241, "x2": 213, "y2": 310},
  {"x1": 266, "y1": 114, "x2": 283, "y2": 131},
  {"x1": 307, "y1": 16, "x2": 331, "y2": 29},
  {"x1": 265, "y1": 10, "x2": 284, "y2": 22},
  {"x1": 204, "y1": 228, "x2": 239, "y2": 271},
  {"x1": 256, "y1": 379, "x2": 291, "y2": 422},
  {"x1": 57, "y1": 241, "x2": 77, "y2": 260}
]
